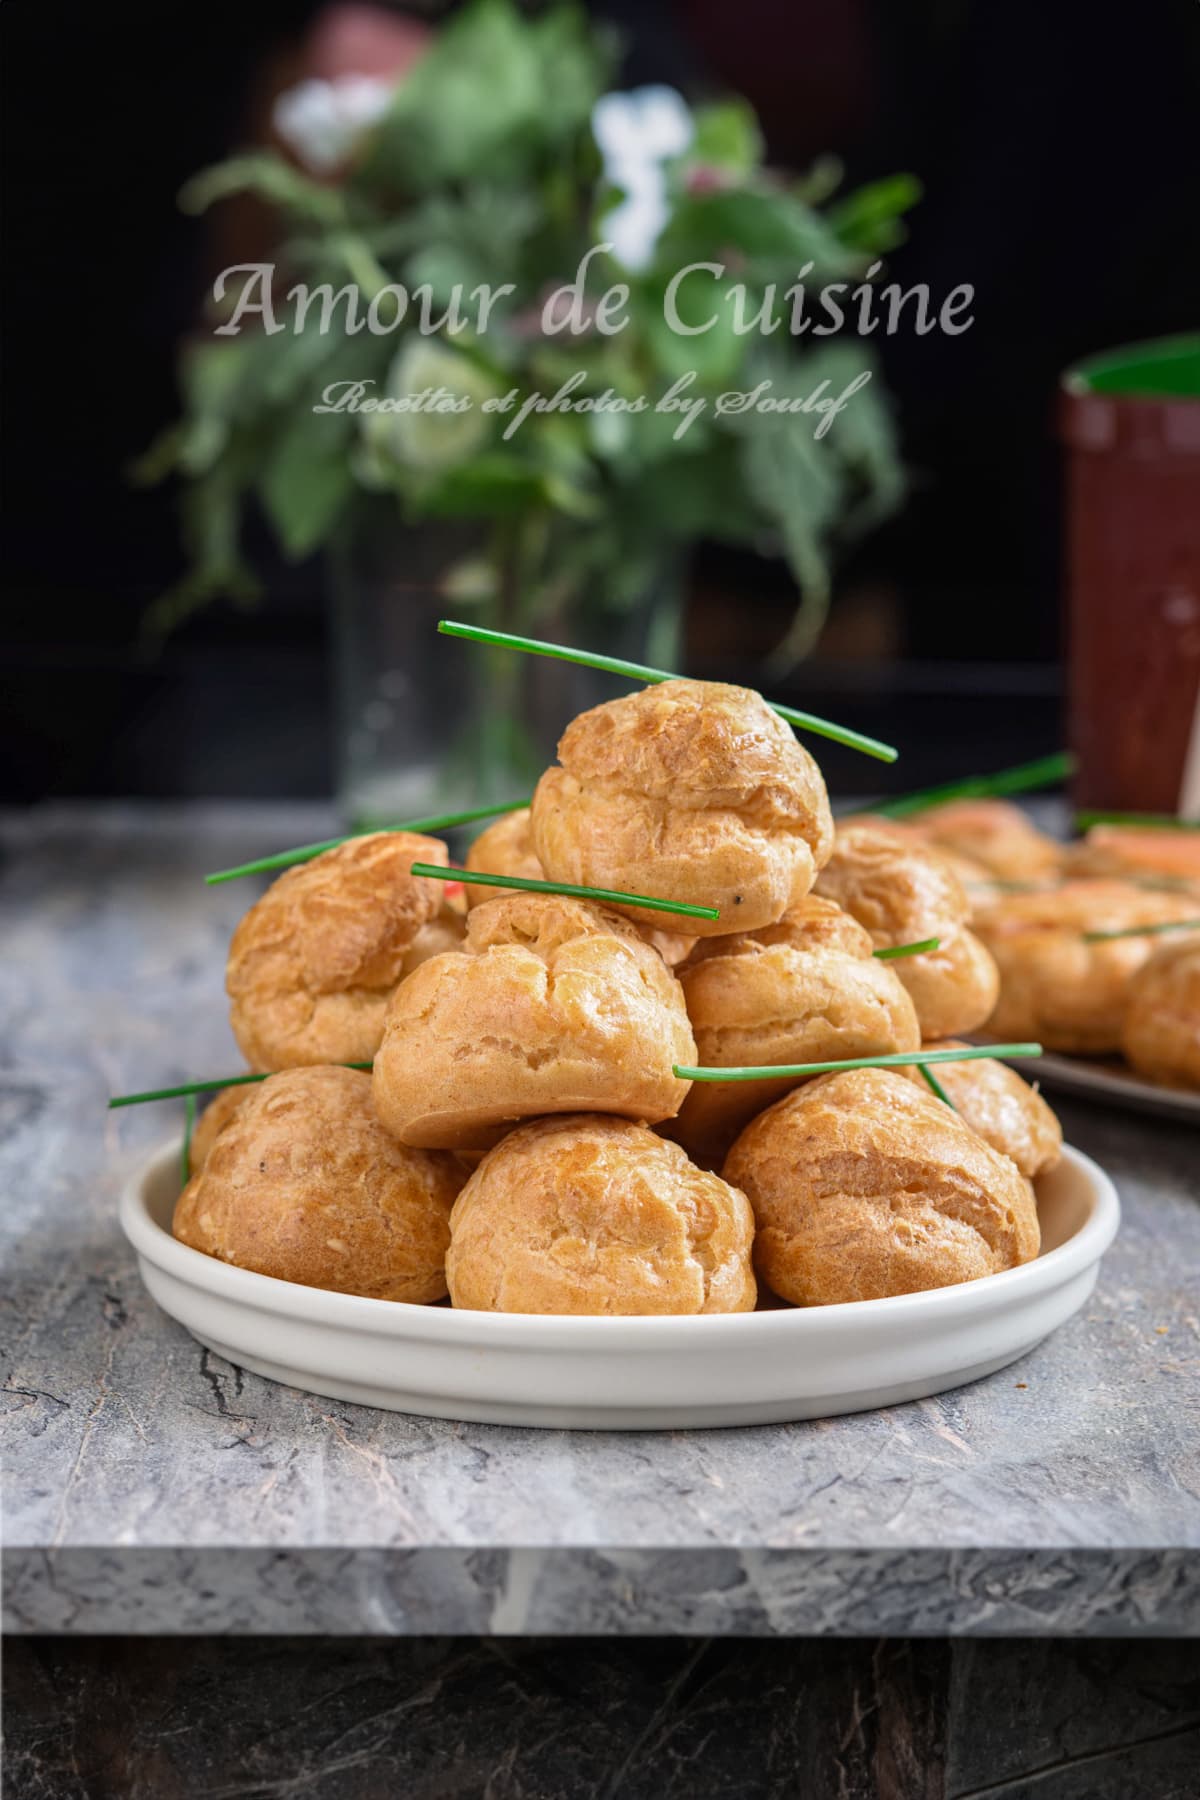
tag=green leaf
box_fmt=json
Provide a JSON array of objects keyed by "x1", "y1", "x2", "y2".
[
  {"x1": 142, "y1": 465, "x2": 262, "y2": 640},
  {"x1": 800, "y1": 344, "x2": 905, "y2": 529},
  {"x1": 258, "y1": 411, "x2": 357, "y2": 559},
  {"x1": 636, "y1": 270, "x2": 747, "y2": 386},
  {"x1": 528, "y1": 5, "x2": 617, "y2": 144},
  {"x1": 416, "y1": 454, "x2": 548, "y2": 518},
  {"x1": 619, "y1": 439, "x2": 762, "y2": 542},
  {"x1": 179, "y1": 152, "x2": 346, "y2": 226},
  {"x1": 792, "y1": 155, "x2": 844, "y2": 208},
  {"x1": 827, "y1": 173, "x2": 922, "y2": 254},
  {"x1": 738, "y1": 403, "x2": 845, "y2": 663},
  {"x1": 165, "y1": 337, "x2": 267, "y2": 476},
  {"x1": 656, "y1": 184, "x2": 860, "y2": 279},
  {"x1": 359, "y1": 0, "x2": 606, "y2": 192},
  {"x1": 685, "y1": 100, "x2": 763, "y2": 177},
  {"x1": 255, "y1": 322, "x2": 355, "y2": 407},
  {"x1": 261, "y1": 328, "x2": 393, "y2": 555},
  {"x1": 130, "y1": 424, "x2": 186, "y2": 487}
]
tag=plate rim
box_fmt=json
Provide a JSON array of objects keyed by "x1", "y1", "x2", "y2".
[
  {"x1": 121, "y1": 1138, "x2": 1121, "y2": 1344},
  {"x1": 1023, "y1": 1050, "x2": 1200, "y2": 1121}
]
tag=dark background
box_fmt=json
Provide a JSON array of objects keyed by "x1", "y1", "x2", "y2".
[{"x1": 4, "y1": 0, "x2": 1199, "y2": 801}]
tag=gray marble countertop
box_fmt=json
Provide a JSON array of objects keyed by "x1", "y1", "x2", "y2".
[{"x1": 3, "y1": 804, "x2": 1198, "y2": 1637}]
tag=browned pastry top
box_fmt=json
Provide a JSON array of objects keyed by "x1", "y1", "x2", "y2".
[
  {"x1": 446, "y1": 1113, "x2": 756, "y2": 1315},
  {"x1": 556, "y1": 678, "x2": 831, "y2": 823},
  {"x1": 371, "y1": 892, "x2": 696, "y2": 1149},
  {"x1": 226, "y1": 831, "x2": 449, "y2": 1070},
  {"x1": 532, "y1": 679, "x2": 834, "y2": 936},
  {"x1": 815, "y1": 821, "x2": 969, "y2": 945},
  {"x1": 724, "y1": 1067, "x2": 1039, "y2": 1306}
]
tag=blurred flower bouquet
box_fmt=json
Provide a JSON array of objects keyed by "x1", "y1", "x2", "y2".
[{"x1": 145, "y1": 0, "x2": 915, "y2": 814}]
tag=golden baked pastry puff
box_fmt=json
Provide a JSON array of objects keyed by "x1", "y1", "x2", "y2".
[
  {"x1": 815, "y1": 823, "x2": 999, "y2": 1038},
  {"x1": 974, "y1": 878, "x2": 1200, "y2": 1054},
  {"x1": 667, "y1": 894, "x2": 920, "y2": 1167},
  {"x1": 226, "y1": 831, "x2": 451, "y2": 1071},
  {"x1": 531, "y1": 678, "x2": 834, "y2": 936},
  {"x1": 1122, "y1": 936, "x2": 1200, "y2": 1089},
  {"x1": 446, "y1": 1114, "x2": 756, "y2": 1315},
  {"x1": 724, "y1": 1068, "x2": 1039, "y2": 1306},
  {"x1": 372, "y1": 892, "x2": 697, "y2": 1150},
  {"x1": 901, "y1": 1041, "x2": 1062, "y2": 1177},
  {"x1": 174, "y1": 1066, "x2": 463, "y2": 1302},
  {"x1": 916, "y1": 799, "x2": 1063, "y2": 882}
]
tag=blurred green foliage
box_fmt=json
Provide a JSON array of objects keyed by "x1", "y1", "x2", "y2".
[{"x1": 142, "y1": 0, "x2": 915, "y2": 659}]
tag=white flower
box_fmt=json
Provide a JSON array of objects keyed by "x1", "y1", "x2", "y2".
[
  {"x1": 592, "y1": 86, "x2": 693, "y2": 271},
  {"x1": 273, "y1": 76, "x2": 395, "y2": 175},
  {"x1": 361, "y1": 340, "x2": 498, "y2": 474},
  {"x1": 593, "y1": 86, "x2": 693, "y2": 167}
]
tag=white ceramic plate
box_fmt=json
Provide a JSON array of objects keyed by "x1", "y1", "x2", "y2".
[
  {"x1": 121, "y1": 1141, "x2": 1119, "y2": 1430},
  {"x1": 1019, "y1": 1052, "x2": 1200, "y2": 1125}
]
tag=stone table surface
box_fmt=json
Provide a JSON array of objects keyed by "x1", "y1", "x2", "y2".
[{"x1": 2, "y1": 803, "x2": 1198, "y2": 1638}]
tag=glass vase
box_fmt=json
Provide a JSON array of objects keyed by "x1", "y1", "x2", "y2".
[{"x1": 331, "y1": 511, "x2": 683, "y2": 828}]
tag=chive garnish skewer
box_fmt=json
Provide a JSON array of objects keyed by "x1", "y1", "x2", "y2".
[
  {"x1": 204, "y1": 799, "x2": 531, "y2": 885},
  {"x1": 873, "y1": 937, "x2": 939, "y2": 960},
  {"x1": 1082, "y1": 917, "x2": 1200, "y2": 944},
  {"x1": 436, "y1": 619, "x2": 898, "y2": 764},
  {"x1": 109, "y1": 1063, "x2": 374, "y2": 1109},
  {"x1": 411, "y1": 863, "x2": 719, "y2": 921},
  {"x1": 1075, "y1": 810, "x2": 1200, "y2": 832},
  {"x1": 917, "y1": 1064, "x2": 957, "y2": 1109},
  {"x1": 870, "y1": 750, "x2": 1074, "y2": 820},
  {"x1": 673, "y1": 1043, "x2": 1042, "y2": 1081}
]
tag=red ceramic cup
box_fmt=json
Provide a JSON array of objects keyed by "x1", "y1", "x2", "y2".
[{"x1": 1060, "y1": 336, "x2": 1200, "y2": 818}]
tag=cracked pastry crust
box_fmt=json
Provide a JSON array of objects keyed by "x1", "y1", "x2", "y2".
[
  {"x1": 814, "y1": 823, "x2": 999, "y2": 1037},
  {"x1": 973, "y1": 879, "x2": 1200, "y2": 1054},
  {"x1": 446, "y1": 1114, "x2": 756, "y2": 1314},
  {"x1": 371, "y1": 892, "x2": 697, "y2": 1150},
  {"x1": 900, "y1": 1040, "x2": 1062, "y2": 1177},
  {"x1": 466, "y1": 805, "x2": 695, "y2": 966},
  {"x1": 1121, "y1": 936, "x2": 1200, "y2": 1089},
  {"x1": 816, "y1": 821, "x2": 969, "y2": 940},
  {"x1": 827, "y1": 815, "x2": 1002, "y2": 916},
  {"x1": 530, "y1": 679, "x2": 834, "y2": 937},
  {"x1": 226, "y1": 832, "x2": 450, "y2": 1072},
  {"x1": 173, "y1": 1066, "x2": 463, "y2": 1301},
  {"x1": 724, "y1": 1067, "x2": 1039, "y2": 1306},
  {"x1": 666, "y1": 895, "x2": 921, "y2": 1167}
]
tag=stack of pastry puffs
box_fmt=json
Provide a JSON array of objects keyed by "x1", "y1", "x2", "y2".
[{"x1": 186, "y1": 680, "x2": 1184, "y2": 1317}]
